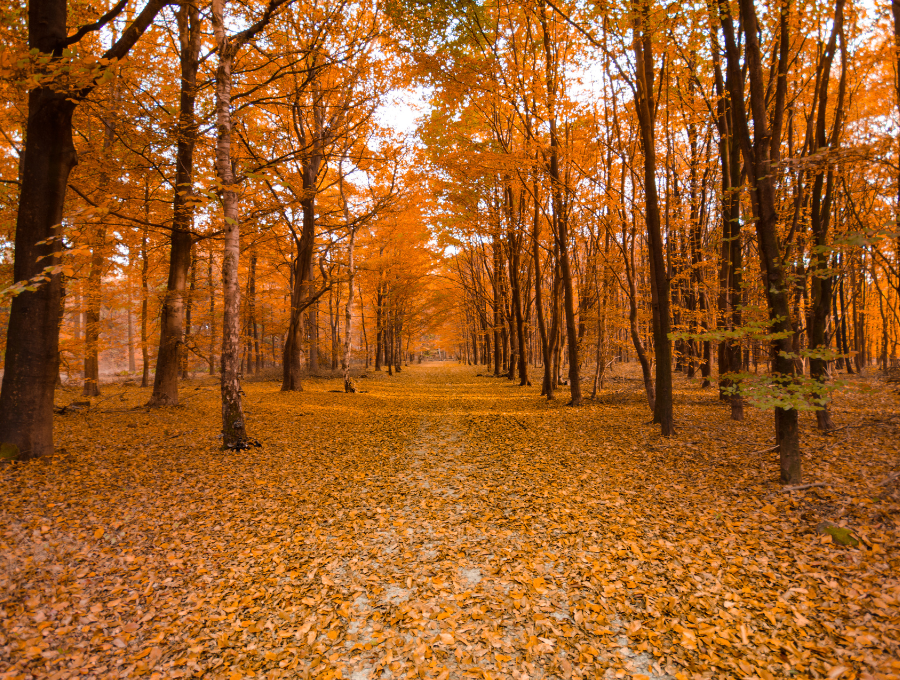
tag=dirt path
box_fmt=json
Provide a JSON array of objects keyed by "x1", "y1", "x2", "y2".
[{"x1": 1, "y1": 363, "x2": 898, "y2": 679}]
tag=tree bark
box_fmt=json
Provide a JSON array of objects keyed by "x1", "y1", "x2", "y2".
[
  {"x1": 807, "y1": 0, "x2": 846, "y2": 428},
  {"x1": 212, "y1": 0, "x2": 286, "y2": 447},
  {"x1": 632, "y1": 4, "x2": 673, "y2": 433},
  {"x1": 149, "y1": 0, "x2": 201, "y2": 406},
  {"x1": 340, "y1": 167, "x2": 358, "y2": 393},
  {"x1": 720, "y1": 0, "x2": 801, "y2": 483}
]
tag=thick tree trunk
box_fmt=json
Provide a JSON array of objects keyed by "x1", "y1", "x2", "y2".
[
  {"x1": 149, "y1": 2, "x2": 201, "y2": 406},
  {"x1": 0, "y1": 82, "x2": 75, "y2": 458},
  {"x1": 0, "y1": 0, "x2": 166, "y2": 459}
]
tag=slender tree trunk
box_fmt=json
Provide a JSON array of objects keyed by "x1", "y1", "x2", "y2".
[
  {"x1": 532, "y1": 183, "x2": 552, "y2": 396},
  {"x1": 182, "y1": 243, "x2": 197, "y2": 379},
  {"x1": 245, "y1": 247, "x2": 257, "y2": 376},
  {"x1": 213, "y1": 0, "x2": 250, "y2": 448},
  {"x1": 808, "y1": 0, "x2": 846, "y2": 428},
  {"x1": 720, "y1": 0, "x2": 801, "y2": 482},
  {"x1": 149, "y1": 2, "x2": 201, "y2": 406},
  {"x1": 83, "y1": 73, "x2": 119, "y2": 398},
  {"x1": 127, "y1": 248, "x2": 136, "y2": 373},
  {"x1": 375, "y1": 284, "x2": 384, "y2": 370},
  {"x1": 140, "y1": 222, "x2": 150, "y2": 388},
  {"x1": 359, "y1": 286, "x2": 369, "y2": 368},
  {"x1": 310, "y1": 294, "x2": 320, "y2": 373},
  {"x1": 82, "y1": 217, "x2": 104, "y2": 397},
  {"x1": 207, "y1": 241, "x2": 216, "y2": 375},
  {"x1": 632, "y1": 6, "x2": 673, "y2": 433},
  {"x1": 340, "y1": 169, "x2": 358, "y2": 393}
]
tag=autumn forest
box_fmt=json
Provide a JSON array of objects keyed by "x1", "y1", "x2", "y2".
[{"x1": 1, "y1": 0, "x2": 899, "y2": 677}]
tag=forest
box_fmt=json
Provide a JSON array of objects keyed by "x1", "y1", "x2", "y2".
[{"x1": 0, "y1": 0, "x2": 899, "y2": 677}]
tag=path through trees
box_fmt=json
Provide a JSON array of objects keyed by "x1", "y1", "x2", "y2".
[{"x1": 2, "y1": 364, "x2": 898, "y2": 678}]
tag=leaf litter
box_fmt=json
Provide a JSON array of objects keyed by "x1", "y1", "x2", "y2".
[{"x1": 1, "y1": 364, "x2": 898, "y2": 680}]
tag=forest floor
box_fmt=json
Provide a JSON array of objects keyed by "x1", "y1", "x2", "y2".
[{"x1": 1, "y1": 362, "x2": 899, "y2": 680}]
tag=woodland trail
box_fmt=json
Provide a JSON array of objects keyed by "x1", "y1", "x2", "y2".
[{"x1": 1, "y1": 363, "x2": 899, "y2": 680}]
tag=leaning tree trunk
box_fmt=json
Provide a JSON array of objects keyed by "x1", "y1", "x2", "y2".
[
  {"x1": 149, "y1": 1, "x2": 201, "y2": 406},
  {"x1": 893, "y1": 0, "x2": 900, "y2": 301}
]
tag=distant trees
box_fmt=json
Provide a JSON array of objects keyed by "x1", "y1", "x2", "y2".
[{"x1": 399, "y1": 0, "x2": 899, "y2": 484}]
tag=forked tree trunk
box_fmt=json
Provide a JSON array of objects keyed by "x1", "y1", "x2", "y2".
[{"x1": 720, "y1": 0, "x2": 801, "y2": 483}]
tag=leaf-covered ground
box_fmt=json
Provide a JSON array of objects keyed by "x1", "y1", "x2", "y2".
[{"x1": 1, "y1": 363, "x2": 899, "y2": 680}]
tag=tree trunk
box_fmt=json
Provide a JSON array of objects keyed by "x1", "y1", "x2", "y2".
[
  {"x1": 82, "y1": 69, "x2": 120, "y2": 398},
  {"x1": 632, "y1": 6, "x2": 673, "y2": 433},
  {"x1": 183, "y1": 243, "x2": 197, "y2": 379},
  {"x1": 720, "y1": 0, "x2": 801, "y2": 483},
  {"x1": 82, "y1": 217, "x2": 105, "y2": 397},
  {"x1": 140, "y1": 224, "x2": 150, "y2": 388},
  {"x1": 207, "y1": 240, "x2": 216, "y2": 375},
  {"x1": 213, "y1": 0, "x2": 249, "y2": 449},
  {"x1": 532, "y1": 182, "x2": 552, "y2": 397},
  {"x1": 340, "y1": 168, "x2": 358, "y2": 393},
  {"x1": 245, "y1": 247, "x2": 257, "y2": 376},
  {"x1": 0, "y1": 77, "x2": 76, "y2": 458},
  {"x1": 808, "y1": 0, "x2": 846, "y2": 428},
  {"x1": 149, "y1": 2, "x2": 201, "y2": 406},
  {"x1": 127, "y1": 248, "x2": 136, "y2": 373}
]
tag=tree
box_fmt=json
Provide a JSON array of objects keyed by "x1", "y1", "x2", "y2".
[
  {"x1": 148, "y1": 0, "x2": 203, "y2": 407},
  {"x1": 0, "y1": 0, "x2": 172, "y2": 460}
]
